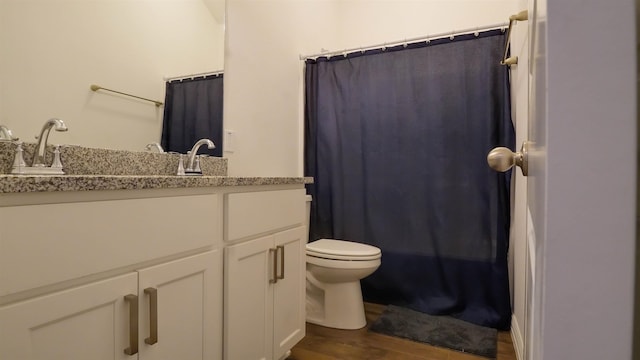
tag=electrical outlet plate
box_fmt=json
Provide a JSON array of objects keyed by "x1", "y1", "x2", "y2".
[{"x1": 224, "y1": 129, "x2": 236, "y2": 153}]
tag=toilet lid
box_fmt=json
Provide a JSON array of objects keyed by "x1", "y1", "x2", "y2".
[{"x1": 306, "y1": 239, "x2": 381, "y2": 258}]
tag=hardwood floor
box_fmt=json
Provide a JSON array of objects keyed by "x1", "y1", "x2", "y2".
[{"x1": 288, "y1": 302, "x2": 517, "y2": 360}]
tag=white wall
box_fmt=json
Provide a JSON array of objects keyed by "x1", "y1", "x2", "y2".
[
  {"x1": 0, "y1": 0, "x2": 224, "y2": 151},
  {"x1": 224, "y1": 0, "x2": 518, "y2": 176},
  {"x1": 224, "y1": 0, "x2": 339, "y2": 176}
]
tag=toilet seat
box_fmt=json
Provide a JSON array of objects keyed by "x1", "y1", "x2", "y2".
[{"x1": 306, "y1": 239, "x2": 381, "y2": 261}]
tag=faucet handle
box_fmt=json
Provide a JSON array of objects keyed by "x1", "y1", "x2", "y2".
[
  {"x1": 176, "y1": 154, "x2": 186, "y2": 176},
  {"x1": 10, "y1": 142, "x2": 27, "y2": 174},
  {"x1": 51, "y1": 145, "x2": 63, "y2": 169}
]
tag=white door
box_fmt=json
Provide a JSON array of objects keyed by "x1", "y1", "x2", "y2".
[
  {"x1": 137, "y1": 250, "x2": 222, "y2": 360},
  {"x1": 272, "y1": 227, "x2": 306, "y2": 359},
  {"x1": 0, "y1": 273, "x2": 138, "y2": 360},
  {"x1": 526, "y1": 0, "x2": 636, "y2": 358},
  {"x1": 506, "y1": 3, "x2": 530, "y2": 357},
  {"x1": 224, "y1": 235, "x2": 274, "y2": 360}
]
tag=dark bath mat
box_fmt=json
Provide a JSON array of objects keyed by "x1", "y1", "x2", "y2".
[{"x1": 369, "y1": 305, "x2": 497, "y2": 358}]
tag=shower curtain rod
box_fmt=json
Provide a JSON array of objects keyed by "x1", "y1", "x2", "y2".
[
  {"x1": 299, "y1": 22, "x2": 509, "y2": 60},
  {"x1": 164, "y1": 70, "x2": 224, "y2": 82}
]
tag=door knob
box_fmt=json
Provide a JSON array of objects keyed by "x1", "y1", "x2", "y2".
[{"x1": 487, "y1": 141, "x2": 529, "y2": 176}]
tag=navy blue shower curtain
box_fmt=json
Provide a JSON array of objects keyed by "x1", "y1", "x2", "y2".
[
  {"x1": 161, "y1": 74, "x2": 223, "y2": 156},
  {"x1": 304, "y1": 29, "x2": 514, "y2": 329}
]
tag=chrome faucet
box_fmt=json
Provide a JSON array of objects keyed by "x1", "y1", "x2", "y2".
[
  {"x1": 0, "y1": 125, "x2": 18, "y2": 141},
  {"x1": 32, "y1": 118, "x2": 67, "y2": 167},
  {"x1": 145, "y1": 142, "x2": 164, "y2": 153},
  {"x1": 185, "y1": 138, "x2": 215, "y2": 174}
]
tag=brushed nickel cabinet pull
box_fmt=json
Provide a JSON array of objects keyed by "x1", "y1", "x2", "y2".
[
  {"x1": 269, "y1": 248, "x2": 278, "y2": 283},
  {"x1": 124, "y1": 294, "x2": 139, "y2": 355},
  {"x1": 277, "y1": 245, "x2": 285, "y2": 280},
  {"x1": 144, "y1": 287, "x2": 158, "y2": 345}
]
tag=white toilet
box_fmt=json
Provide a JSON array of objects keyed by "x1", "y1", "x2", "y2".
[{"x1": 305, "y1": 195, "x2": 382, "y2": 330}]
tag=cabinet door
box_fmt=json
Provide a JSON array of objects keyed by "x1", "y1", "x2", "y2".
[
  {"x1": 272, "y1": 227, "x2": 306, "y2": 359},
  {"x1": 224, "y1": 235, "x2": 274, "y2": 360},
  {"x1": 137, "y1": 250, "x2": 222, "y2": 360},
  {"x1": 0, "y1": 273, "x2": 137, "y2": 360}
]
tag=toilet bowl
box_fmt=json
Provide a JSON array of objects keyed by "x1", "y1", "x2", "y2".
[
  {"x1": 305, "y1": 239, "x2": 381, "y2": 329},
  {"x1": 305, "y1": 196, "x2": 382, "y2": 330}
]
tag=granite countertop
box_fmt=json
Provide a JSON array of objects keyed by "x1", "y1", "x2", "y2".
[
  {"x1": 0, "y1": 175, "x2": 314, "y2": 193},
  {"x1": 0, "y1": 143, "x2": 313, "y2": 193},
  {"x1": 0, "y1": 143, "x2": 229, "y2": 177}
]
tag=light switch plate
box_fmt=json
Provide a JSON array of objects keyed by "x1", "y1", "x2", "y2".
[{"x1": 224, "y1": 129, "x2": 236, "y2": 153}]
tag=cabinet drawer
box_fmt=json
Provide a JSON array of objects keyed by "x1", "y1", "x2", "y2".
[
  {"x1": 0, "y1": 193, "x2": 221, "y2": 297},
  {"x1": 225, "y1": 189, "x2": 305, "y2": 242}
]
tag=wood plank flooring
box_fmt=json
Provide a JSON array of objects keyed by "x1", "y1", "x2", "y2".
[{"x1": 288, "y1": 302, "x2": 517, "y2": 360}]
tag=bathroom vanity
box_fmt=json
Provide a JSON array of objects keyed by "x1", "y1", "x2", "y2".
[
  {"x1": 224, "y1": 189, "x2": 306, "y2": 360},
  {"x1": 0, "y1": 145, "x2": 310, "y2": 360}
]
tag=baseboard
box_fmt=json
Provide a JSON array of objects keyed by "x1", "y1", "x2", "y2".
[{"x1": 511, "y1": 315, "x2": 525, "y2": 360}]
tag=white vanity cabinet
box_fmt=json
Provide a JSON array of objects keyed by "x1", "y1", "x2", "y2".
[
  {"x1": 136, "y1": 249, "x2": 222, "y2": 360},
  {"x1": 0, "y1": 250, "x2": 221, "y2": 360},
  {"x1": 223, "y1": 189, "x2": 306, "y2": 360},
  {"x1": 0, "y1": 190, "x2": 224, "y2": 360},
  {"x1": 0, "y1": 272, "x2": 138, "y2": 360},
  {"x1": 0, "y1": 182, "x2": 309, "y2": 360}
]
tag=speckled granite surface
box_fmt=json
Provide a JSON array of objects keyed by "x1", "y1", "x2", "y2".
[
  {"x1": 0, "y1": 142, "x2": 227, "y2": 176},
  {"x1": 0, "y1": 175, "x2": 313, "y2": 193},
  {"x1": 0, "y1": 142, "x2": 313, "y2": 193}
]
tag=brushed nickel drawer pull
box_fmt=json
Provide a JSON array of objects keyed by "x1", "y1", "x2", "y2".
[
  {"x1": 124, "y1": 294, "x2": 139, "y2": 355},
  {"x1": 144, "y1": 287, "x2": 158, "y2": 345},
  {"x1": 277, "y1": 245, "x2": 285, "y2": 280},
  {"x1": 269, "y1": 248, "x2": 278, "y2": 283}
]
